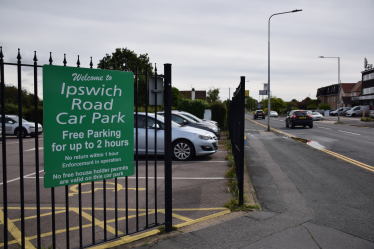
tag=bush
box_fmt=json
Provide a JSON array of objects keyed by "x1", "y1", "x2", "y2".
[
  {"x1": 178, "y1": 99, "x2": 209, "y2": 118},
  {"x1": 211, "y1": 101, "x2": 227, "y2": 130}
]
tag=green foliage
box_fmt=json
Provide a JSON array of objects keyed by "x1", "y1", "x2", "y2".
[
  {"x1": 98, "y1": 48, "x2": 153, "y2": 107},
  {"x1": 319, "y1": 103, "x2": 331, "y2": 110},
  {"x1": 361, "y1": 117, "x2": 373, "y2": 121},
  {"x1": 245, "y1": 97, "x2": 257, "y2": 111},
  {"x1": 261, "y1": 96, "x2": 286, "y2": 113},
  {"x1": 207, "y1": 87, "x2": 220, "y2": 103},
  {"x1": 178, "y1": 99, "x2": 209, "y2": 118},
  {"x1": 211, "y1": 101, "x2": 227, "y2": 130},
  {"x1": 171, "y1": 87, "x2": 180, "y2": 107},
  {"x1": 0, "y1": 85, "x2": 44, "y2": 124}
]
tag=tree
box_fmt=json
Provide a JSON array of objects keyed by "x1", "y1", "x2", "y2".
[
  {"x1": 207, "y1": 87, "x2": 220, "y2": 103},
  {"x1": 319, "y1": 103, "x2": 331, "y2": 110},
  {"x1": 98, "y1": 48, "x2": 153, "y2": 107},
  {"x1": 285, "y1": 101, "x2": 299, "y2": 112},
  {"x1": 245, "y1": 97, "x2": 258, "y2": 111},
  {"x1": 262, "y1": 96, "x2": 286, "y2": 113},
  {"x1": 171, "y1": 87, "x2": 180, "y2": 107}
]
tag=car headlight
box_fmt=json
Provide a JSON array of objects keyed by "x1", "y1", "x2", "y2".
[{"x1": 198, "y1": 135, "x2": 213, "y2": 140}]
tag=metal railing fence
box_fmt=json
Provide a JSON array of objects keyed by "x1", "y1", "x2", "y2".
[
  {"x1": 228, "y1": 76, "x2": 245, "y2": 206},
  {"x1": 0, "y1": 46, "x2": 172, "y2": 249}
]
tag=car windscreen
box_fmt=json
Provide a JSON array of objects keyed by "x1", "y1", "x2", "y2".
[
  {"x1": 182, "y1": 113, "x2": 202, "y2": 122},
  {"x1": 257, "y1": 111, "x2": 263, "y2": 114},
  {"x1": 312, "y1": 112, "x2": 320, "y2": 115}
]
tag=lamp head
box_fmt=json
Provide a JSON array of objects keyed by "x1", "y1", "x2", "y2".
[{"x1": 292, "y1": 9, "x2": 302, "y2": 12}]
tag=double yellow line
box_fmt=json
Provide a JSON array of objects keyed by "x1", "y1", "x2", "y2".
[{"x1": 246, "y1": 117, "x2": 374, "y2": 174}]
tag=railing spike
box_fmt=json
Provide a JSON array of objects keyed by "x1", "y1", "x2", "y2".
[
  {"x1": 63, "y1": 54, "x2": 67, "y2": 66},
  {"x1": 77, "y1": 55, "x2": 80, "y2": 67},
  {"x1": 33, "y1": 51, "x2": 38, "y2": 62},
  {"x1": 17, "y1": 48, "x2": 22, "y2": 61},
  {"x1": 101, "y1": 57, "x2": 105, "y2": 69},
  {"x1": 0, "y1": 46, "x2": 4, "y2": 59},
  {"x1": 90, "y1": 57, "x2": 93, "y2": 68},
  {"x1": 113, "y1": 60, "x2": 117, "y2": 70},
  {"x1": 49, "y1": 52, "x2": 53, "y2": 65}
]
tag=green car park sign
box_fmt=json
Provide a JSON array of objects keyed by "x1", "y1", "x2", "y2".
[{"x1": 43, "y1": 65, "x2": 134, "y2": 188}]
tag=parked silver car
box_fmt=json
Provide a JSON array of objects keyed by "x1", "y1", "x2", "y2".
[
  {"x1": 172, "y1": 110, "x2": 219, "y2": 127},
  {"x1": 0, "y1": 115, "x2": 43, "y2": 138},
  {"x1": 134, "y1": 113, "x2": 218, "y2": 161},
  {"x1": 311, "y1": 112, "x2": 324, "y2": 121}
]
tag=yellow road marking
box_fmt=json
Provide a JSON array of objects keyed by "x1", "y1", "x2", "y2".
[
  {"x1": 158, "y1": 210, "x2": 194, "y2": 222},
  {"x1": 69, "y1": 182, "x2": 145, "y2": 197},
  {"x1": 246, "y1": 117, "x2": 374, "y2": 173},
  {"x1": 0, "y1": 209, "x2": 36, "y2": 249},
  {"x1": 88, "y1": 209, "x2": 230, "y2": 249},
  {"x1": 74, "y1": 208, "x2": 124, "y2": 236},
  {"x1": 321, "y1": 149, "x2": 374, "y2": 173}
]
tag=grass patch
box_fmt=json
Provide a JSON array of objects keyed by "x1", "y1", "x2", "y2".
[
  {"x1": 361, "y1": 117, "x2": 373, "y2": 121},
  {"x1": 224, "y1": 132, "x2": 259, "y2": 212},
  {"x1": 158, "y1": 225, "x2": 178, "y2": 234},
  {"x1": 334, "y1": 121, "x2": 345, "y2": 124}
]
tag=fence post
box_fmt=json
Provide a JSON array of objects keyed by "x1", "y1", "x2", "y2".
[
  {"x1": 164, "y1": 63, "x2": 173, "y2": 232},
  {"x1": 239, "y1": 76, "x2": 245, "y2": 205}
]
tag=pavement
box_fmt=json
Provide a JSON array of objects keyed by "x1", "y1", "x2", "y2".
[{"x1": 108, "y1": 115, "x2": 374, "y2": 249}]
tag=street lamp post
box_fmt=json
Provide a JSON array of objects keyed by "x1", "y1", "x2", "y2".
[
  {"x1": 268, "y1": 9, "x2": 302, "y2": 131},
  {"x1": 319, "y1": 56, "x2": 341, "y2": 123}
]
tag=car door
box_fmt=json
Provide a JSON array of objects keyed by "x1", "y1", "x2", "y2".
[{"x1": 134, "y1": 115, "x2": 164, "y2": 154}]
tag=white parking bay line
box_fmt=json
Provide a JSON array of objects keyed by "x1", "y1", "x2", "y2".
[
  {"x1": 318, "y1": 127, "x2": 331, "y2": 130},
  {"x1": 25, "y1": 147, "x2": 44, "y2": 152},
  {"x1": 0, "y1": 170, "x2": 44, "y2": 185},
  {"x1": 339, "y1": 130, "x2": 361, "y2": 135}
]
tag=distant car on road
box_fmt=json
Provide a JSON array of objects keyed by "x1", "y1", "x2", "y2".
[
  {"x1": 286, "y1": 110, "x2": 313, "y2": 128},
  {"x1": 254, "y1": 110, "x2": 265, "y2": 119},
  {"x1": 330, "y1": 107, "x2": 351, "y2": 116},
  {"x1": 270, "y1": 111, "x2": 278, "y2": 117},
  {"x1": 311, "y1": 112, "x2": 324, "y2": 121},
  {"x1": 134, "y1": 113, "x2": 218, "y2": 161},
  {"x1": 369, "y1": 110, "x2": 374, "y2": 119}
]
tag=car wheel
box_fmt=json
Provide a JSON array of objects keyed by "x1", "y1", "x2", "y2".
[
  {"x1": 352, "y1": 113, "x2": 356, "y2": 117},
  {"x1": 303, "y1": 125, "x2": 306, "y2": 128},
  {"x1": 286, "y1": 121, "x2": 289, "y2": 128},
  {"x1": 291, "y1": 122, "x2": 295, "y2": 129},
  {"x1": 172, "y1": 139, "x2": 195, "y2": 161},
  {"x1": 16, "y1": 128, "x2": 27, "y2": 138},
  {"x1": 309, "y1": 123, "x2": 313, "y2": 128}
]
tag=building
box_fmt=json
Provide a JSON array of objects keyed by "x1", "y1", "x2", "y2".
[
  {"x1": 179, "y1": 88, "x2": 206, "y2": 101},
  {"x1": 352, "y1": 58, "x2": 374, "y2": 106},
  {"x1": 316, "y1": 82, "x2": 362, "y2": 109}
]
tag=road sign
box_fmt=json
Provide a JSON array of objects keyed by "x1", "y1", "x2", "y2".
[
  {"x1": 43, "y1": 65, "x2": 134, "y2": 188},
  {"x1": 259, "y1": 90, "x2": 268, "y2": 95},
  {"x1": 149, "y1": 77, "x2": 163, "y2": 105},
  {"x1": 245, "y1": 90, "x2": 249, "y2": 97}
]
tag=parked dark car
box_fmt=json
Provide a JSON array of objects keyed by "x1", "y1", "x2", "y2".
[
  {"x1": 157, "y1": 112, "x2": 221, "y2": 139},
  {"x1": 286, "y1": 110, "x2": 313, "y2": 128},
  {"x1": 254, "y1": 110, "x2": 265, "y2": 119}
]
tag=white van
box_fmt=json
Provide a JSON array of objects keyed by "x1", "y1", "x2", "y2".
[
  {"x1": 345, "y1": 105, "x2": 370, "y2": 117},
  {"x1": 330, "y1": 107, "x2": 351, "y2": 116}
]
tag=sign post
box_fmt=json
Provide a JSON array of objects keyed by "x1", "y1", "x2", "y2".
[{"x1": 43, "y1": 65, "x2": 134, "y2": 188}]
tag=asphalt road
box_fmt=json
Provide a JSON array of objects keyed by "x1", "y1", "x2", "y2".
[
  {"x1": 247, "y1": 113, "x2": 374, "y2": 167},
  {"x1": 132, "y1": 116, "x2": 374, "y2": 248}
]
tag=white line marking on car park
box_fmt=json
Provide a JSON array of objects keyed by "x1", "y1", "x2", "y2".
[
  {"x1": 0, "y1": 170, "x2": 43, "y2": 185},
  {"x1": 4, "y1": 138, "x2": 44, "y2": 145},
  {"x1": 339, "y1": 130, "x2": 361, "y2": 135},
  {"x1": 245, "y1": 146, "x2": 251, "y2": 149},
  {"x1": 25, "y1": 147, "x2": 44, "y2": 152},
  {"x1": 318, "y1": 127, "x2": 331, "y2": 130}
]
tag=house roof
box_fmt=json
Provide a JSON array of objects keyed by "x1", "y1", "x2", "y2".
[
  {"x1": 341, "y1": 83, "x2": 356, "y2": 93},
  {"x1": 350, "y1": 81, "x2": 362, "y2": 93}
]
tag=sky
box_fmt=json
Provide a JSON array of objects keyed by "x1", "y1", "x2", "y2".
[{"x1": 1, "y1": 0, "x2": 373, "y2": 103}]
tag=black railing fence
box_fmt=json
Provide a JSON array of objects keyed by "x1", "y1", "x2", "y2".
[
  {"x1": 228, "y1": 76, "x2": 245, "y2": 206},
  {"x1": 0, "y1": 47, "x2": 172, "y2": 249}
]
